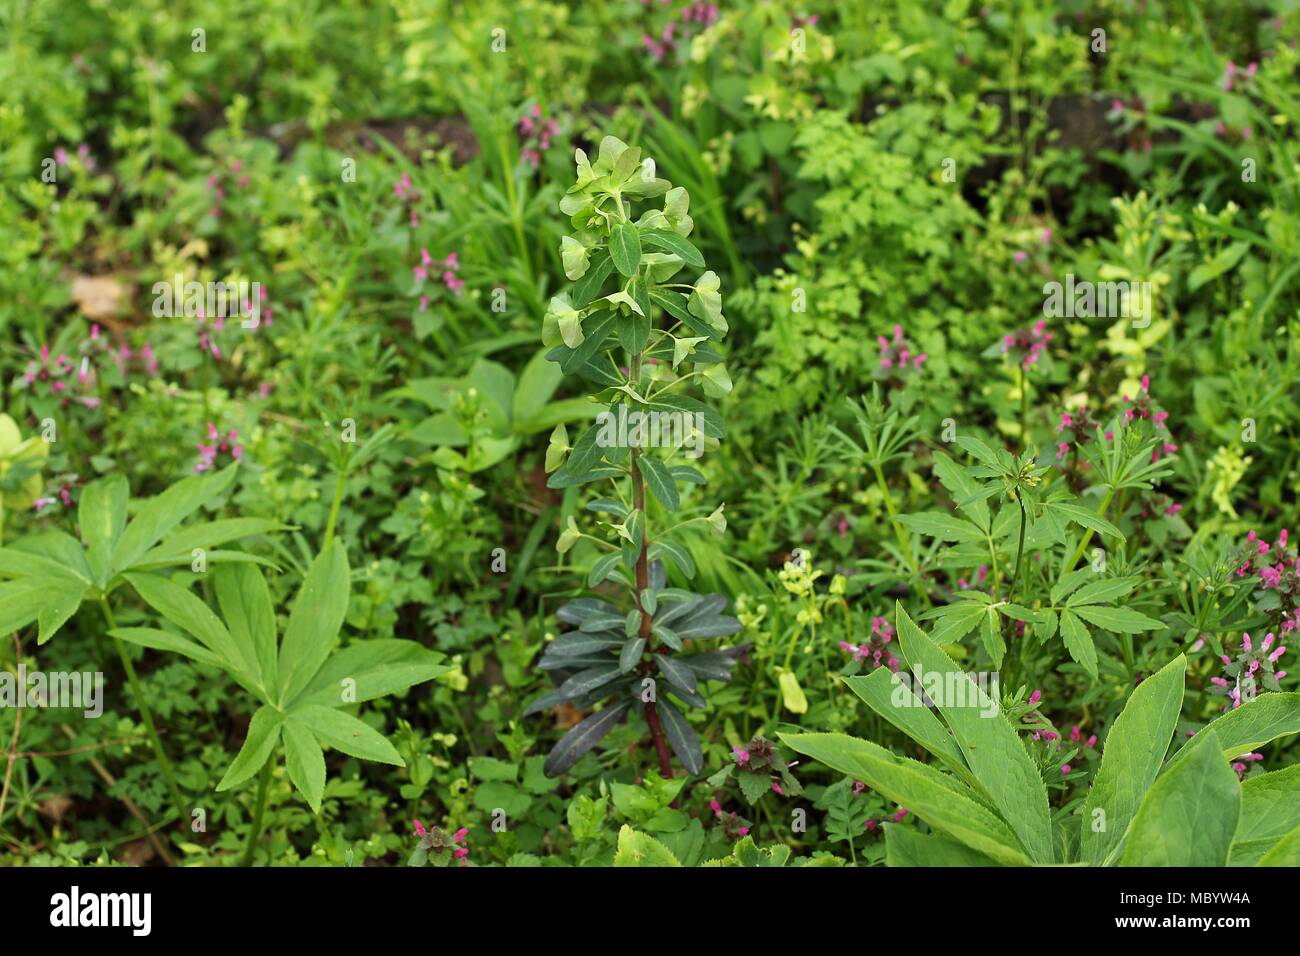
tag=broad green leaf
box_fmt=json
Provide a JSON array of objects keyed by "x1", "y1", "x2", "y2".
[
  {"x1": 216, "y1": 706, "x2": 283, "y2": 791},
  {"x1": 283, "y1": 717, "x2": 327, "y2": 813},
  {"x1": 893, "y1": 603, "x2": 1054, "y2": 863},
  {"x1": 614, "y1": 825, "x2": 681, "y2": 867},
  {"x1": 1082, "y1": 654, "x2": 1186, "y2": 865},
  {"x1": 290, "y1": 638, "x2": 450, "y2": 710},
  {"x1": 294, "y1": 704, "x2": 403, "y2": 765},
  {"x1": 1257, "y1": 824, "x2": 1300, "y2": 866},
  {"x1": 885, "y1": 824, "x2": 1002, "y2": 867},
  {"x1": 844, "y1": 668, "x2": 973, "y2": 783},
  {"x1": 781, "y1": 731, "x2": 1031, "y2": 866},
  {"x1": 78, "y1": 474, "x2": 127, "y2": 583},
  {"x1": 1169, "y1": 693, "x2": 1300, "y2": 767},
  {"x1": 1119, "y1": 730, "x2": 1240, "y2": 866},
  {"x1": 277, "y1": 540, "x2": 351, "y2": 704},
  {"x1": 1229, "y1": 765, "x2": 1300, "y2": 866}
]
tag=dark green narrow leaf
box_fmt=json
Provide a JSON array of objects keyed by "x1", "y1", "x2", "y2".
[
  {"x1": 620, "y1": 637, "x2": 646, "y2": 673},
  {"x1": 640, "y1": 229, "x2": 705, "y2": 267},
  {"x1": 571, "y1": 252, "x2": 614, "y2": 307},
  {"x1": 637, "y1": 455, "x2": 680, "y2": 511},
  {"x1": 543, "y1": 701, "x2": 631, "y2": 776},
  {"x1": 656, "y1": 698, "x2": 703, "y2": 773},
  {"x1": 649, "y1": 287, "x2": 719, "y2": 341},
  {"x1": 654, "y1": 653, "x2": 697, "y2": 694}
]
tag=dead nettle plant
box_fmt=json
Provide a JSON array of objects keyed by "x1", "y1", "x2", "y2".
[{"x1": 528, "y1": 135, "x2": 743, "y2": 778}]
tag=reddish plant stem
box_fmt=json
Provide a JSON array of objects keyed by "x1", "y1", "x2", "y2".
[{"x1": 626, "y1": 351, "x2": 670, "y2": 780}]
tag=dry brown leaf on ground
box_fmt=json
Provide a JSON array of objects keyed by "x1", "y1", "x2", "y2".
[{"x1": 68, "y1": 274, "x2": 129, "y2": 321}]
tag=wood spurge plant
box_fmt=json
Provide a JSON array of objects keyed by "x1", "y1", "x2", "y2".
[{"x1": 531, "y1": 136, "x2": 743, "y2": 777}]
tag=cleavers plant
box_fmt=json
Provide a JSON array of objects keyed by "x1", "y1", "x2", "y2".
[{"x1": 528, "y1": 136, "x2": 743, "y2": 778}]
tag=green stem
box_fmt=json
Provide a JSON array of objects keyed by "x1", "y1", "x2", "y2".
[
  {"x1": 322, "y1": 468, "x2": 347, "y2": 547},
  {"x1": 239, "y1": 761, "x2": 273, "y2": 866},
  {"x1": 1064, "y1": 487, "x2": 1115, "y2": 572},
  {"x1": 1007, "y1": 497, "x2": 1028, "y2": 603},
  {"x1": 101, "y1": 598, "x2": 186, "y2": 821}
]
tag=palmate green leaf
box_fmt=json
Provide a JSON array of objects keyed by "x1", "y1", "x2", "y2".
[
  {"x1": 1064, "y1": 575, "x2": 1140, "y2": 607},
  {"x1": 923, "y1": 600, "x2": 987, "y2": 646},
  {"x1": 979, "y1": 607, "x2": 1006, "y2": 669},
  {"x1": 544, "y1": 700, "x2": 631, "y2": 776},
  {"x1": 930, "y1": 451, "x2": 990, "y2": 533},
  {"x1": 133, "y1": 518, "x2": 289, "y2": 569},
  {"x1": 0, "y1": 531, "x2": 93, "y2": 583},
  {"x1": 1119, "y1": 729, "x2": 1240, "y2": 866},
  {"x1": 282, "y1": 717, "x2": 327, "y2": 813},
  {"x1": 884, "y1": 824, "x2": 1002, "y2": 867},
  {"x1": 38, "y1": 583, "x2": 89, "y2": 646},
  {"x1": 0, "y1": 579, "x2": 63, "y2": 637},
  {"x1": 1081, "y1": 655, "x2": 1186, "y2": 865},
  {"x1": 844, "y1": 668, "x2": 973, "y2": 783},
  {"x1": 897, "y1": 512, "x2": 985, "y2": 543},
  {"x1": 780, "y1": 732, "x2": 1031, "y2": 866},
  {"x1": 78, "y1": 474, "x2": 127, "y2": 584},
  {"x1": 893, "y1": 603, "x2": 1054, "y2": 863},
  {"x1": 953, "y1": 435, "x2": 1003, "y2": 469},
  {"x1": 111, "y1": 464, "x2": 239, "y2": 574},
  {"x1": 293, "y1": 704, "x2": 404, "y2": 766},
  {"x1": 214, "y1": 563, "x2": 278, "y2": 692},
  {"x1": 216, "y1": 706, "x2": 283, "y2": 791},
  {"x1": 1044, "y1": 500, "x2": 1124, "y2": 542},
  {"x1": 637, "y1": 455, "x2": 679, "y2": 511},
  {"x1": 291, "y1": 640, "x2": 449, "y2": 709},
  {"x1": 276, "y1": 539, "x2": 350, "y2": 704},
  {"x1": 1229, "y1": 765, "x2": 1300, "y2": 866},
  {"x1": 124, "y1": 572, "x2": 261, "y2": 695},
  {"x1": 656, "y1": 698, "x2": 702, "y2": 774},
  {"x1": 110, "y1": 626, "x2": 223, "y2": 667},
  {"x1": 1058, "y1": 610, "x2": 1098, "y2": 679},
  {"x1": 1071, "y1": 605, "x2": 1164, "y2": 633}
]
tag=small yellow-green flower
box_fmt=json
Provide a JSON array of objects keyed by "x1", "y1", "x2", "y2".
[{"x1": 0, "y1": 413, "x2": 48, "y2": 512}]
